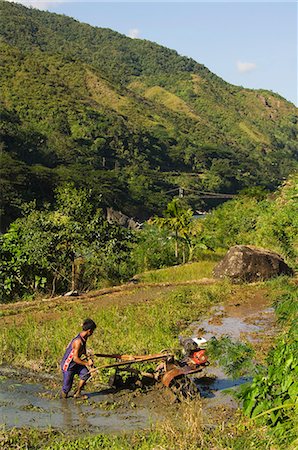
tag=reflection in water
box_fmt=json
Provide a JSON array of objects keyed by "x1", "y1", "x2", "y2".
[
  {"x1": 0, "y1": 376, "x2": 155, "y2": 432},
  {"x1": 198, "y1": 316, "x2": 260, "y2": 340},
  {"x1": 61, "y1": 400, "x2": 89, "y2": 428},
  {"x1": 192, "y1": 303, "x2": 275, "y2": 341},
  {"x1": 61, "y1": 399, "x2": 73, "y2": 428},
  {"x1": 194, "y1": 367, "x2": 252, "y2": 399}
]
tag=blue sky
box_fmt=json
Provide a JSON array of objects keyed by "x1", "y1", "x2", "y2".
[{"x1": 8, "y1": 1, "x2": 298, "y2": 105}]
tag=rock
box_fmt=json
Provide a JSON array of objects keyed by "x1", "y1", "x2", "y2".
[
  {"x1": 106, "y1": 207, "x2": 142, "y2": 230},
  {"x1": 213, "y1": 245, "x2": 293, "y2": 283},
  {"x1": 259, "y1": 94, "x2": 271, "y2": 108}
]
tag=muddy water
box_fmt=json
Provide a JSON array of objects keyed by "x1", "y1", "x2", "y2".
[
  {"x1": 193, "y1": 366, "x2": 252, "y2": 424},
  {"x1": 189, "y1": 300, "x2": 277, "y2": 421},
  {"x1": 0, "y1": 376, "x2": 157, "y2": 432},
  {"x1": 193, "y1": 290, "x2": 277, "y2": 344}
]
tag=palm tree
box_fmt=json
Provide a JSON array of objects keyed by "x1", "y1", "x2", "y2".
[{"x1": 151, "y1": 199, "x2": 193, "y2": 263}]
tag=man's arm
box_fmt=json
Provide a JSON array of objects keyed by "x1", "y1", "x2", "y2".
[{"x1": 72, "y1": 339, "x2": 93, "y2": 367}]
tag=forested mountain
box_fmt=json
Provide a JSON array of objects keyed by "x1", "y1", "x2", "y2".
[{"x1": 0, "y1": 1, "x2": 297, "y2": 229}]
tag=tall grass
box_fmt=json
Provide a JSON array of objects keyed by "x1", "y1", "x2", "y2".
[
  {"x1": 1, "y1": 283, "x2": 232, "y2": 370},
  {"x1": 137, "y1": 260, "x2": 216, "y2": 283},
  {"x1": 2, "y1": 276, "x2": 291, "y2": 371}
]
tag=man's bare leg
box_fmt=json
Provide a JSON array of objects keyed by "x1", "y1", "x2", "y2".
[{"x1": 73, "y1": 379, "x2": 88, "y2": 398}]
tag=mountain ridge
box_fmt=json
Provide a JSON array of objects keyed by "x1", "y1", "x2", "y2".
[{"x1": 0, "y1": 0, "x2": 297, "y2": 229}]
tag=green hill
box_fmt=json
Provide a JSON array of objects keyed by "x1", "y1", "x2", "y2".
[{"x1": 0, "y1": 1, "x2": 297, "y2": 229}]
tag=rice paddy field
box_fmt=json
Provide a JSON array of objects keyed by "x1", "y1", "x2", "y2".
[{"x1": 0, "y1": 259, "x2": 296, "y2": 449}]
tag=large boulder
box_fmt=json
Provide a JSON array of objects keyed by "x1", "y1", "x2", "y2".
[{"x1": 213, "y1": 245, "x2": 293, "y2": 283}]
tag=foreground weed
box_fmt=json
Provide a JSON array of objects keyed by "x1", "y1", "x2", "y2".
[
  {"x1": 0, "y1": 405, "x2": 284, "y2": 450},
  {"x1": 0, "y1": 427, "x2": 63, "y2": 450},
  {"x1": 240, "y1": 277, "x2": 298, "y2": 448}
]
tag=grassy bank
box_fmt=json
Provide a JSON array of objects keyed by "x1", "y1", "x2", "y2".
[
  {"x1": 136, "y1": 259, "x2": 217, "y2": 283},
  {"x1": 0, "y1": 266, "x2": 292, "y2": 373},
  {"x1": 1, "y1": 282, "x2": 231, "y2": 371}
]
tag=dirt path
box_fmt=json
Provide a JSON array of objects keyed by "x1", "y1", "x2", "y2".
[{"x1": 1, "y1": 278, "x2": 216, "y2": 325}]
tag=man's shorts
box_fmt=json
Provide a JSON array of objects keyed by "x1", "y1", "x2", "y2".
[{"x1": 62, "y1": 365, "x2": 90, "y2": 394}]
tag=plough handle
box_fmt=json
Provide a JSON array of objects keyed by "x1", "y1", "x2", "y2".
[
  {"x1": 93, "y1": 353, "x2": 122, "y2": 359},
  {"x1": 92, "y1": 352, "x2": 172, "y2": 362},
  {"x1": 88, "y1": 353, "x2": 173, "y2": 374}
]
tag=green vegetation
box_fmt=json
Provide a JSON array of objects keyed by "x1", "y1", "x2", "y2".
[
  {"x1": 240, "y1": 280, "x2": 298, "y2": 445},
  {"x1": 1, "y1": 192, "x2": 297, "y2": 449},
  {"x1": 0, "y1": 184, "x2": 135, "y2": 301},
  {"x1": 0, "y1": 3, "x2": 297, "y2": 447},
  {"x1": 0, "y1": 1, "x2": 297, "y2": 229},
  {"x1": 202, "y1": 174, "x2": 298, "y2": 267},
  {"x1": 0, "y1": 409, "x2": 285, "y2": 449},
  {"x1": 1, "y1": 174, "x2": 296, "y2": 301},
  {"x1": 137, "y1": 259, "x2": 216, "y2": 283},
  {"x1": 150, "y1": 198, "x2": 197, "y2": 263},
  {"x1": 0, "y1": 283, "x2": 230, "y2": 369},
  {"x1": 207, "y1": 336, "x2": 255, "y2": 379}
]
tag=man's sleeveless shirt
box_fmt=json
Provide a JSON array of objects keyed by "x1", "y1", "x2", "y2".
[{"x1": 61, "y1": 333, "x2": 86, "y2": 371}]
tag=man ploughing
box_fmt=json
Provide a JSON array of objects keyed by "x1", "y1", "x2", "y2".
[{"x1": 61, "y1": 318, "x2": 97, "y2": 399}]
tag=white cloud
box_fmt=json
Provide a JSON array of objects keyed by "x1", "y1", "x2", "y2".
[
  {"x1": 237, "y1": 60, "x2": 257, "y2": 74},
  {"x1": 128, "y1": 28, "x2": 140, "y2": 39}
]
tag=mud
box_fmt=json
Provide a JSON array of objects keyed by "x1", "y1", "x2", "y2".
[
  {"x1": 187, "y1": 291, "x2": 278, "y2": 424},
  {"x1": 192, "y1": 367, "x2": 251, "y2": 425},
  {"x1": 194, "y1": 292, "x2": 277, "y2": 347},
  {"x1": 0, "y1": 375, "x2": 161, "y2": 433},
  {"x1": 1, "y1": 285, "x2": 177, "y2": 325}
]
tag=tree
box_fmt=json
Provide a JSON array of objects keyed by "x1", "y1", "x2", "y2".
[
  {"x1": 0, "y1": 184, "x2": 135, "y2": 300},
  {"x1": 150, "y1": 198, "x2": 194, "y2": 263},
  {"x1": 202, "y1": 174, "x2": 298, "y2": 266}
]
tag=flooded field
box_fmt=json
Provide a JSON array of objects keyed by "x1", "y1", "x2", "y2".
[
  {"x1": 0, "y1": 369, "x2": 245, "y2": 433},
  {"x1": 0, "y1": 285, "x2": 278, "y2": 433},
  {"x1": 193, "y1": 290, "x2": 277, "y2": 347},
  {"x1": 0, "y1": 375, "x2": 158, "y2": 433},
  {"x1": 189, "y1": 292, "x2": 277, "y2": 423}
]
